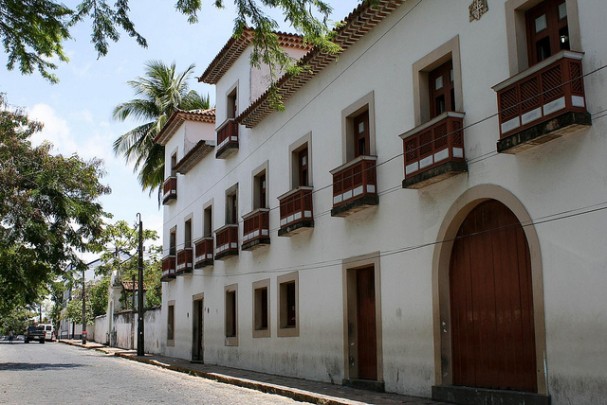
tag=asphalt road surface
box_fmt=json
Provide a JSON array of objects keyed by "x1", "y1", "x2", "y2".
[{"x1": 0, "y1": 341, "x2": 299, "y2": 404}]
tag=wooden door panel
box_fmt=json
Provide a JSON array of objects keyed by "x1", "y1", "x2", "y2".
[
  {"x1": 356, "y1": 266, "x2": 377, "y2": 380},
  {"x1": 450, "y1": 201, "x2": 536, "y2": 392}
]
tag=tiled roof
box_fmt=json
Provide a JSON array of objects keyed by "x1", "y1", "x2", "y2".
[
  {"x1": 238, "y1": 0, "x2": 406, "y2": 128},
  {"x1": 121, "y1": 281, "x2": 147, "y2": 292},
  {"x1": 199, "y1": 28, "x2": 311, "y2": 84},
  {"x1": 154, "y1": 108, "x2": 216, "y2": 146}
]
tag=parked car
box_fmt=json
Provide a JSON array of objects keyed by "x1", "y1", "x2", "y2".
[
  {"x1": 38, "y1": 324, "x2": 55, "y2": 341},
  {"x1": 24, "y1": 325, "x2": 45, "y2": 344}
]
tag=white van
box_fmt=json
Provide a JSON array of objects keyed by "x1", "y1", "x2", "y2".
[{"x1": 39, "y1": 324, "x2": 55, "y2": 341}]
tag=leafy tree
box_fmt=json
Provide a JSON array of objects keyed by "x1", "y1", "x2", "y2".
[
  {"x1": 0, "y1": 0, "x2": 339, "y2": 86},
  {"x1": 0, "y1": 307, "x2": 37, "y2": 335},
  {"x1": 97, "y1": 220, "x2": 162, "y2": 310},
  {"x1": 65, "y1": 295, "x2": 93, "y2": 326},
  {"x1": 0, "y1": 94, "x2": 110, "y2": 317},
  {"x1": 112, "y1": 61, "x2": 210, "y2": 194},
  {"x1": 89, "y1": 277, "x2": 110, "y2": 317}
]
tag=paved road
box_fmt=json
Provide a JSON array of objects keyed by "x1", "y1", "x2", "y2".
[{"x1": 0, "y1": 342, "x2": 299, "y2": 404}]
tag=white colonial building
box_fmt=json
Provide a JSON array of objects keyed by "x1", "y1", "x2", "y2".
[{"x1": 157, "y1": 1, "x2": 607, "y2": 404}]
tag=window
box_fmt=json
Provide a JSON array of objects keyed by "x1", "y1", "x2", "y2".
[
  {"x1": 341, "y1": 92, "x2": 375, "y2": 163},
  {"x1": 412, "y1": 37, "x2": 463, "y2": 126},
  {"x1": 253, "y1": 279, "x2": 270, "y2": 338},
  {"x1": 203, "y1": 205, "x2": 213, "y2": 237},
  {"x1": 225, "y1": 284, "x2": 238, "y2": 345},
  {"x1": 429, "y1": 60, "x2": 455, "y2": 118},
  {"x1": 184, "y1": 219, "x2": 192, "y2": 248},
  {"x1": 278, "y1": 272, "x2": 299, "y2": 337},
  {"x1": 289, "y1": 134, "x2": 312, "y2": 189},
  {"x1": 167, "y1": 302, "x2": 175, "y2": 343},
  {"x1": 226, "y1": 186, "x2": 238, "y2": 225},
  {"x1": 525, "y1": 0, "x2": 569, "y2": 66},
  {"x1": 169, "y1": 228, "x2": 176, "y2": 256},
  {"x1": 227, "y1": 87, "x2": 238, "y2": 119},
  {"x1": 254, "y1": 171, "x2": 267, "y2": 209},
  {"x1": 170, "y1": 152, "x2": 177, "y2": 176},
  {"x1": 505, "y1": 0, "x2": 580, "y2": 74}
]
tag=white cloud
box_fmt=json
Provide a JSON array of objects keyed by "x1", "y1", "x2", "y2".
[{"x1": 28, "y1": 103, "x2": 77, "y2": 153}]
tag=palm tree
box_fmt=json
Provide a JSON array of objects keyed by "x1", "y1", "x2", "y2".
[{"x1": 113, "y1": 61, "x2": 210, "y2": 194}]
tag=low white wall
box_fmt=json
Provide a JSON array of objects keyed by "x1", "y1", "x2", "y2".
[{"x1": 90, "y1": 308, "x2": 162, "y2": 354}]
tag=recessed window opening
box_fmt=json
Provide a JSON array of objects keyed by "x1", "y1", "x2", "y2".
[
  {"x1": 167, "y1": 304, "x2": 175, "y2": 341},
  {"x1": 227, "y1": 88, "x2": 238, "y2": 119},
  {"x1": 254, "y1": 287, "x2": 269, "y2": 330},
  {"x1": 184, "y1": 219, "x2": 192, "y2": 248},
  {"x1": 169, "y1": 229, "x2": 176, "y2": 256},
  {"x1": 226, "y1": 187, "x2": 238, "y2": 225},
  {"x1": 225, "y1": 289, "x2": 237, "y2": 338},
  {"x1": 254, "y1": 171, "x2": 267, "y2": 209},
  {"x1": 203, "y1": 206, "x2": 213, "y2": 237}
]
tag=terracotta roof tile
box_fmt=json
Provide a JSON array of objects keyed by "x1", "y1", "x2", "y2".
[
  {"x1": 199, "y1": 28, "x2": 311, "y2": 84},
  {"x1": 238, "y1": 0, "x2": 406, "y2": 128},
  {"x1": 154, "y1": 108, "x2": 216, "y2": 146}
]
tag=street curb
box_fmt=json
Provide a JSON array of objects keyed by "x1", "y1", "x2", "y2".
[{"x1": 58, "y1": 340, "x2": 360, "y2": 405}]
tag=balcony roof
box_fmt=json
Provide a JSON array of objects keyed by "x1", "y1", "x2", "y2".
[
  {"x1": 199, "y1": 28, "x2": 311, "y2": 85},
  {"x1": 238, "y1": 0, "x2": 405, "y2": 128},
  {"x1": 154, "y1": 108, "x2": 216, "y2": 146}
]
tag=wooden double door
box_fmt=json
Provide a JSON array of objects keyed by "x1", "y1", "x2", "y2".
[{"x1": 450, "y1": 200, "x2": 537, "y2": 392}]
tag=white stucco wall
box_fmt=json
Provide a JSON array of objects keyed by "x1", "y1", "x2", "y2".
[{"x1": 160, "y1": 1, "x2": 607, "y2": 403}]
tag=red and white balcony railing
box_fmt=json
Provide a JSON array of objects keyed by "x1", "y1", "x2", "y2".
[
  {"x1": 194, "y1": 237, "x2": 214, "y2": 268},
  {"x1": 214, "y1": 224, "x2": 239, "y2": 259},
  {"x1": 216, "y1": 118, "x2": 239, "y2": 158},
  {"x1": 242, "y1": 209, "x2": 270, "y2": 250},
  {"x1": 176, "y1": 247, "x2": 193, "y2": 275},
  {"x1": 277, "y1": 186, "x2": 314, "y2": 235},
  {"x1": 400, "y1": 112, "x2": 466, "y2": 187},
  {"x1": 330, "y1": 155, "x2": 378, "y2": 216},
  {"x1": 494, "y1": 50, "x2": 589, "y2": 149},
  {"x1": 161, "y1": 255, "x2": 176, "y2": 281},
  {"x1": 162, "y1": 176, "x2": 177, "y2": 204}
]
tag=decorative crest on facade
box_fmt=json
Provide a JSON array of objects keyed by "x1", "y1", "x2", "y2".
[{"x1": 469, "y1": 0, "x2": 489, "y2": 21}]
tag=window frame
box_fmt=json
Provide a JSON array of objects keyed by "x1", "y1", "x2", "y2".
[
  {"x1": 289, "y1": 133, "x2": 313, "y2": 189},
  {"x1": 341, "y1": 92, "x2": 376, "y2": 163},
  {"x1": 252, "y1": 279, "x2": 271, "y2": 338},
  {"x1": 225, "y1": 184, "x2": 238, "y2": 225},
  {"x1": 167, "y1": 301, "x2": 175, "y2": 346},
  {"x1": 252, "y1": 162, "x2": 269, "y2": 210},
  {"x1": 277, "y1": 272, "x2": 299, "y2": 337},
  {"x1": 224, "y1": 284, "x2": 238, "y2": 346},
  {"x1": 505, "y1": 0, "x2": 581, "y2": 75},
  {"x1": 203, "y1": 202, "x2": 213, "y2": 238},
  {"x1": 412, "y1": 36, "x2": 463, "y2": 126}
]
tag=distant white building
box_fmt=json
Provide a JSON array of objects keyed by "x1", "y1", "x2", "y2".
[{"x1": 157, "y1": 1, "x2": 607, "y2": 404}]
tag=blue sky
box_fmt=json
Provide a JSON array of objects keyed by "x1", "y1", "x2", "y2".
[{"x1": 0, "y1": 0, "x2": 359, "y2": 245}]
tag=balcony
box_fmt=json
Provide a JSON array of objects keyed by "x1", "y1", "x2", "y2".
[
  {"x1": 400, "y1": 112, "x2": 467, "y2": 189},
  {"x1": 241, "y1": 209, "x2": 270, "y2": 251},
  {"x1": 175, "y1": 247, "x2": 193, "y2": 275},
  {"x1": 160, "y1": 255, "x2": 176, "y2": 282},
  {"x1": 194, "y1": 237, "x2": 214, "y2": 268},
  {"x1": 215, "y1": 224, "x2": 239, "y2": 260},
  {"x1": 162, "y1": 176, "x2": 177, "y2": 204},
  {"x1": 216, "y1": 118, "x2": 239, "y2": 159},
  {"x1": 330, "y1": 155, "x2": 378, "y2": 217},
  {"x1": 494, "y1": 51, "x2": 591, "y2": 154},
  {"x1": 277, "y1": 187, "x2": 314, "y2": 236}
]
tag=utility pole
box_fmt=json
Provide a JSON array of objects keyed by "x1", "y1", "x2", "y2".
[
  {"x1": 136, "y1": 213, "x2": 144, "y2": 356},
  {"x1": 81, "y1": 268, "x2": 87, "y2": 344}
]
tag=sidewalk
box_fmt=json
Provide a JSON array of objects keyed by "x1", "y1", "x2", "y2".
[{"x1": 58, "y1": 339, "x2": 447, "y2": 405}]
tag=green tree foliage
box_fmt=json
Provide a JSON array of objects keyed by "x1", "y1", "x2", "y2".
[
  {"x1": 89, "y1": 277, "x2": 110, "y2": 317},
  {"x1": 0, "y1": 0, "x2": 338, "y2": 86},
  {"x1": 112, "y1": 61, "x2": 210, "y2": 193},
  {"x1": 0, "y1": 307, "x2": 37, "y2": 335},
  {"x1": 65, "y1": 294, "x2": 93, "y2": 325},
  {"x1": 0, "y1": 94, "x2": 110, "y2": 317},
  {"x1": 97, "y1": 220, "x2": 162, "y2": 310}
]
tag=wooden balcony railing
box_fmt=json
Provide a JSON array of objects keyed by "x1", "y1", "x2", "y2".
[
  {"x1": 216, "y1": 118, "x2": 239, "y2": 159},
  {"x1": 215, "y1": 224, "x2": 239, "y2": 260},
  {"x1": 242, "y1": 209, "x2": 270, "y2": 250},
  {"x1": 330, "y1": 155, "x2": 378, "y2": 217},
  {"x1": 162, "y1": 176, "x2": 177, "y2": 204},
  {"x1": 277, "y1": 186, "x2": 314, "y2": 236},
  {"x1": 161, "y1": 255, "x2": 176, "y2": 282},
  {"x1": 494, "y1": 50, "x2": 591, "y2": 153},
  {"x1": 194, "y1": 237, "x2": 214, "y2": 268},
  {"x1": 400, "y1": 112, "x2": 467, "y2": 189},
  {"x1": 176, "y1": 248, "x2": 193, "y2": 275}
]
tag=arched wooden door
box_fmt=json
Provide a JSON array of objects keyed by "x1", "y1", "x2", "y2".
[{"x1": 450, "y1": 200, "x2": 537, "y2": 392}]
